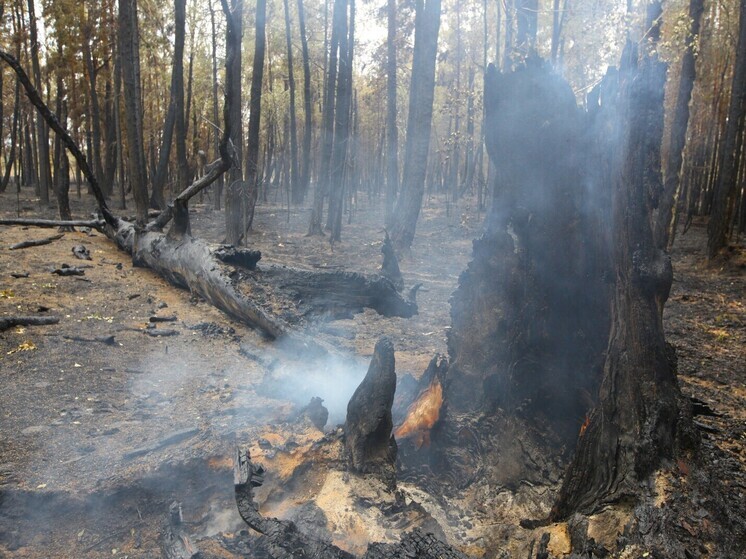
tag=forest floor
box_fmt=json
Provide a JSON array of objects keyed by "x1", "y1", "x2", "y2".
[{"x1": 0, "y1": 187, "x2": 744, "y2": 559}]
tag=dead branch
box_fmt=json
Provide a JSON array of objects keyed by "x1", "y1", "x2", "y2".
[
  {"x1": 0, "y1": 316, "x2": 60, "y2": 331},
  {"x1": 9, "y1": 234, "x2": 64, "y2": 250}
]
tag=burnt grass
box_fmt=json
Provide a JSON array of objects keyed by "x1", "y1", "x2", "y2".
[{"x1": 0, "y1": 189, "x2": 744, "y2": 558}]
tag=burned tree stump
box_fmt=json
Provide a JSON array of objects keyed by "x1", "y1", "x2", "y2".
[
  {"x1": 345, "y1": 337, "x2": 398, "y2": 488},
  {"x1": 422, "y1": 58, "x2": 614, "y2": 491},
  {"x1": 550, "y1": 41, "x2": 686, "y2": 519}
]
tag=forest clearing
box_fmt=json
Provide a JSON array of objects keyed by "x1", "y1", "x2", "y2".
[{"x1": 1, "y1": 0, "x2": 746, "y2": 557}]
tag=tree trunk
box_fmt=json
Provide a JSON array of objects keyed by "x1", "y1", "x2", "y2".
[
  {"x1": 283, "y1": 0, "x2": 301, "y2": 205},
  {"x1": 385, "y1": 0, "x2": 398, "y2": 228},
  {"x1": 389, "y1": 0, "x2": 441, "y2": 251},
  {"x1": 308, "y1": 0, "x2": 344, "y2": 235},
  {"x1": 209, "y1": 0, "x2": 224, "y2": 210},
  {"x1": 27, "y1": 0, "x2": 50, "y2": 205},
  {"x1": 118, "y1": 0, "x2": 150, "y2": 224},
  {"x1": 656, "y1": 0, "x2": 704, "y2": 250},
  {"x1": 328, "y1": 0, "x2": 353, "y2": 242},
  {"x1": 516, "y1": 0, "x2": 538, "y2": 53},
  {"x1": 223, "y1": 0, "x2": 245, "y2": 245},
  {"x1": 0, "y1": 75, "x2": 20, "y2": 193},
  {"x1": 503, "y1": 0, "x2": 514, "y2": 69},
  {"x1": 243, "y1": 0, "x2": 267, "y2": 232},
  {"x1": 174, "y1": 0, "x2": 190, "y2": 197},
  {"x1": 82, "y1": 28, "x2": 106, "y2": 197},
  {"x1": 297, "y1": 0, "x2": 313, "y2": 204},
  {"x1": 707, "y1": 0, "x2": 746, "y2": 259}
]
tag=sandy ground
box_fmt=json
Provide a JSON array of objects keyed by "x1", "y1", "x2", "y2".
[{"x1": 0, "y1": 188, "x2": 743, "y2": 558}]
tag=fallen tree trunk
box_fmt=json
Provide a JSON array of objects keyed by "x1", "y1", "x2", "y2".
[
  {"x1": 0, "y1": 218, "x2": 104, "y2": 230},
  {"x1": 109, "y1": 219, "x2": 415, "y2": 343}
]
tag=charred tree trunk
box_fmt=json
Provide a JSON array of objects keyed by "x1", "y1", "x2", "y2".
[
  {"x1": 435, "y1": 61, "x2": 612, "y2": 486},
  {"x1": 345, "y1": 337, "x2": 398, "y2": 488},
  {"x1": 552, "y1": 39, "x2": 684, "y2": 518},
  {"x1": 173, "y1": 0, "x2": 190, "y2": 201}
]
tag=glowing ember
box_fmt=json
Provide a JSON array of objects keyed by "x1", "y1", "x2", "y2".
[
  {"x1": 579, "y1": 414, "x2": 591, "y2": 437},
  {"x1": 394, "y1": 379, "x2": 443, "y2": 448}
]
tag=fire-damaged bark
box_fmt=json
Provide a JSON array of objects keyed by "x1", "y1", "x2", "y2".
[
  {"x1": 441, "y1": 58, "x2": 612, "y2": 450},
  {"x1": 345, "y1": 337, "x2": 398, "y2": 488},
  {"x1": 234, "y1": 449, "x2": 474, "y2": 558},
  {"x1": 426, "y1": 33, "x2": 687, "y2": 513},
  {"x1": 550, "y1": 42, "x2": 686, "y2": 520}
]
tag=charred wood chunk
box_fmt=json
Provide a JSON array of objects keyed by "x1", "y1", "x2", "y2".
[
  {"x1": 297, "y1": 396, "x2": 329, "y2": 431},
  {"x1": 214, "y1": 245, "x2": 262, "y2": 270},
  {"x1": 364, "y1": 528, "x2": 473, "y2": 559},
  {"x1": 345, "y1": 337, "x2": 398, "y2": 488},
  {"x1": 159, "y1": 501, "x2": 199, "y2": 559}
]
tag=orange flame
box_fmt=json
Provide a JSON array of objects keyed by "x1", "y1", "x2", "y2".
[
  {"x1": 579, "y1": 414, "x2": 590, "y2": 437},
  {"x1": 394, "y1": 379, "x2": 443, "y2": 448}
]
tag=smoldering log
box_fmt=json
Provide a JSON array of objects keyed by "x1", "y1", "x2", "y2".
[
  {"x1": 160, "y1": 502, "x2": 199, "y2": 559},
  {"x1": 0, "y1": 316, "x2": 60, "y2": 331},
  {"x1": 344, "y1": 337, "x2": 398, "y2": 488}
]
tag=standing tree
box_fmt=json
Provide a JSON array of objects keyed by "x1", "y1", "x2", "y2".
[
  {"x1": 297, "y1": 0, "x2": 313, "y2": 204},
  {"x1": 243, "y1": 0, "x2": 267, "y2": 232},
  {"x1": 223, "y1": 0, "x2": 244, "y2": 244},
  {"x1": 283, "y1": 0, "x2": 301, "y2": 205},
  {"x1": 385, "y1": 0, "x2": 398, "y2": 227},
  {"x1": 327, "y1": 0, "x2": 353, "y2": 242},
  {"x1": 118, "y1": 0, "x2": 150, "y2": 223},
  {"x1": 26, "y1": 0, "x2": 51, "y2": 205},
  {"x1": 707, "y1": 0, "x2": 746, "y2": 259},
  {"x1": 209, "y1": 0, "x2": 224, "y2": 210},
  {"x1": 656, "y1": 0, "x2": 704, "y2": 250},
  {"x1": 388, "y1": 0, "x2": 442, "y2": 251}
]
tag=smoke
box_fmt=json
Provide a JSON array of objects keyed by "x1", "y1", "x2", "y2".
[{"x1": 254, "y1": 341, "x2": 369, "y2": 427}]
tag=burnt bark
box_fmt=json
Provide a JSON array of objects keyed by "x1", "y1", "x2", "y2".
[
  {"x1": 552, "y1": 40, "x2": 683, "y2": 519},
  {"x1": 345, "y1": 337, "x2": 398, "y2": 487},
  {"x1": 283, "y1": 0, "x2": 301, "y2": 205}
]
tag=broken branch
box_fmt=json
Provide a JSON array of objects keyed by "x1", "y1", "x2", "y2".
[{"x1": 9, "y1": 234, "x2": 64, "y2": 250}]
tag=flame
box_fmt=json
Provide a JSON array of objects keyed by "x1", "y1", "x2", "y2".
[
  {"x1": 394, "y1": 379, "x2": 443, "y2": 448},
  {"x1": 579, "y1": 414, "x2": 590, "y2": 437}
]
